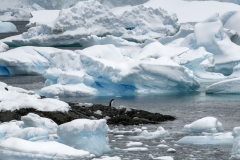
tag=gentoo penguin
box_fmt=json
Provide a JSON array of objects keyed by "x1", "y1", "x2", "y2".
[{"x1": 109, "y1": 99, "x2": 114, "y2": 107}]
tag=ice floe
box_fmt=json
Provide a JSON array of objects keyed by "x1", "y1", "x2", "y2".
[
  {"x1": 0, "y1": 41, "x2": 8, "y2": 53},
  {"x1": 230, "y1": 127, "x2": 240, "y2": 160},
  {"x1": 0, "y1": 21, "x2": 18, "y2": 33},
  {"x1": 149, "y1": 154, "x2": 174, "y2": 160},
  {"x1": 182, "y1": 117, "x2": 224, "y2": 133}
]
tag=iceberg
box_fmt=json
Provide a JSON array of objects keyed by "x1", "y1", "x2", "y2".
[
  {"x1": 57, "y1": 119, "x2": 111, "y2": 156},
  {"x1": 21, "y1": 113, "x2": 58, "y2": 134},
  {"x1": 177, "y1": 132, "x2": 233, "y2": 146},
  {"x1": 181, "y1": 14, "x2": 240, "y2": 76},
  {"x1": 182, "y1": 117, "x2": 224, "y2": 133},
  {"x1": 0, "y1": 21, "x2": 18, "y2": 33},
  {"x1": 0, "y1": 137, "x2": 90, "y2": 160},
  {"x1": 39, "y1": 43, "x2": 199, "y2": 97},
  {"x1": 3, "y1": 1, "x2": 179, "y2": 47},
  {"x1": 206, "y1": 78, "x2": 240, "y2": 94}
]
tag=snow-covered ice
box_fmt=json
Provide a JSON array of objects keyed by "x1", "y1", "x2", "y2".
[
  {"x1": 93, "y1": 156, "x2": 121, "y2": 160},
  {"x1": 3, "y1": 0, "x2": 179, "y2": 46},
  {"x1": 4, "y1": 127, "x2": 49, "y2": 142},
  {"x1": 0, "y1": 121, "x2": 22, "y2": 141},
  {"x1": 122, "y1": 147, "x2": 148, "y2": 152},
  {"x1": 182, "y1": 117, "x2": 224, "y2": 133},
  {"x1": 0, "y1": 137, "x2": 90, "y2": 160},
  {"x1": 21, "y1": 113, "x2": 58, "y2": 134},
  {"x1": 57, "y1": 119, "x2": 111, "y2": 156},
  {"x1": 0, "y1": 81, "x2": 70, "y2": 112},
  {"x1": 129, "y1": 126, "x2": 169, "y2": 140},
  {"x1": 126, "y1": 141, "x2": 143, "y2": 147}
]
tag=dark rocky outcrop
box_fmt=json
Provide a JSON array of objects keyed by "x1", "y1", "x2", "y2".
[{"x1": 0, "y1": 103, "x2": 175, "y2": 125}]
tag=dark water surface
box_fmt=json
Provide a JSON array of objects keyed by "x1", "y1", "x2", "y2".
[{"x1": 1, "y1": 75, "x2": 240, "y2": 159}]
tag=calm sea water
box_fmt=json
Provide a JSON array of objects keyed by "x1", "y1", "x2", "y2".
[{"x1": 1, "y1": 75, "x2": 240, "y2": 159}]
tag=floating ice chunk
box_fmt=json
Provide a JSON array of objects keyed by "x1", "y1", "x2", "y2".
[
  {"x1": 206, "y1": 78, "x2": 240, "y2": 94},
  {"x1": 0, "y1": 137, "x2": 90, "y2": 159},
  {"x1": 182, "y1": 117, "x2": 224, "y2": 133},
  {"x1": 149, "y1": 154, "x2": 174, "y2": 160},
  {"x1": 0, "y1": 21, "x2": 18, "y2": 33},
  {"x1": 129, "y1": 127, "x2": 169, "y2": 140},
  {"x1": 113, "y1": 128, "x2": 142, "y2": 135},
  {"x1": 157, "y1": 144, "x2": 169, "y2": 148},
  {"x1": 0, "y1": 41, "x2": 8, "y2": 53},
  {"x1": 5, "y1": 127, "x2": 48, "y2": 142},
  {"x1": 177, "y1": 132, "x2": 233, "y2": 146},
  {"x1": 167, "y1": 148, "x2": 176, "y2": 153},
  {"x1": 0, "y1": 121, "x2": 22, "y2": 141},
  {"x1": 122, "y1": 147, "x2": 148, "y2": 152},
  {"x1": 126, "y1": 141, "x2": 143, "y2": 147},
  {"x1": 21, "y1": 113, "x2": 58, "y2": 134},
  {"x1": 94, "y1": 110, "x2": 102, "y2": 115},
  {"x1": 57, "y1": 119, "x2": 111, "y2": 156},
  {"x1": 93, "y1": 156, "x2": 121, "y2": 160}
]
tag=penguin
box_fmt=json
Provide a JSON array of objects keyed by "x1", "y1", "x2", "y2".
[{"x1": 109, "y1": 99, "x2": 114, "y2": 107}]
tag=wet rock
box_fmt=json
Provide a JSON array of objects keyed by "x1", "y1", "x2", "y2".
[{"x1": 0, "y1": 104, "x2": 175, "y2": 125}]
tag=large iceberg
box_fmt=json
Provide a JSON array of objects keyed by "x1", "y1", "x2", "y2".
[
  {"x1": 181, "y1": 14, "x2": 240, "y2": 76},
  {"x1": 0, "y1": 137, "x2": 90, "y2": 160},
  {"x1": 182, "y1": 117, "x2": 224, "y2": 133},
  {"x1": 0, "y1": 21, "x2": 18, "y2": 33},
  {"x1": 39, "y1": 43, "x2": 199, "y2": 97},
  {"x1": 57, "y1": 119, "x2": 111, "y2": 156},
  {"x1": 3, "y1": 0, "x2": 179, "y2": 46},
  {"x1": 0, "y1": 81, "x2": 70, "y2": 112}
]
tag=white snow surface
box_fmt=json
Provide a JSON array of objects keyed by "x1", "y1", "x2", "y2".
[
  {"x1": 0, "y1": 137, "x2": 90, "y2": 160},
  {"x1": 182, "y1": 117, "x2": 224, "y2": 133},
  {"x1": 57, "y1": 119, "x2": 111, "y2": 156},
  {"x1": 0, "y1": 21, "x2": 18, "y2": 33},
  {"x1": 28, "y1": 10, "x2": 60, "y2": 27},
  {"x1": 206, "y1": 78, "x2": 240, "y2": 94},
  {"x1": 177, "y1": 132, "x2": 233, "y2": 146},
  {"x1": 21, "y1": 113, "x2": 58, "y2": 134},
  {"x1": 0, "y1": 81, "x2": 70, "y2": 112}
]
